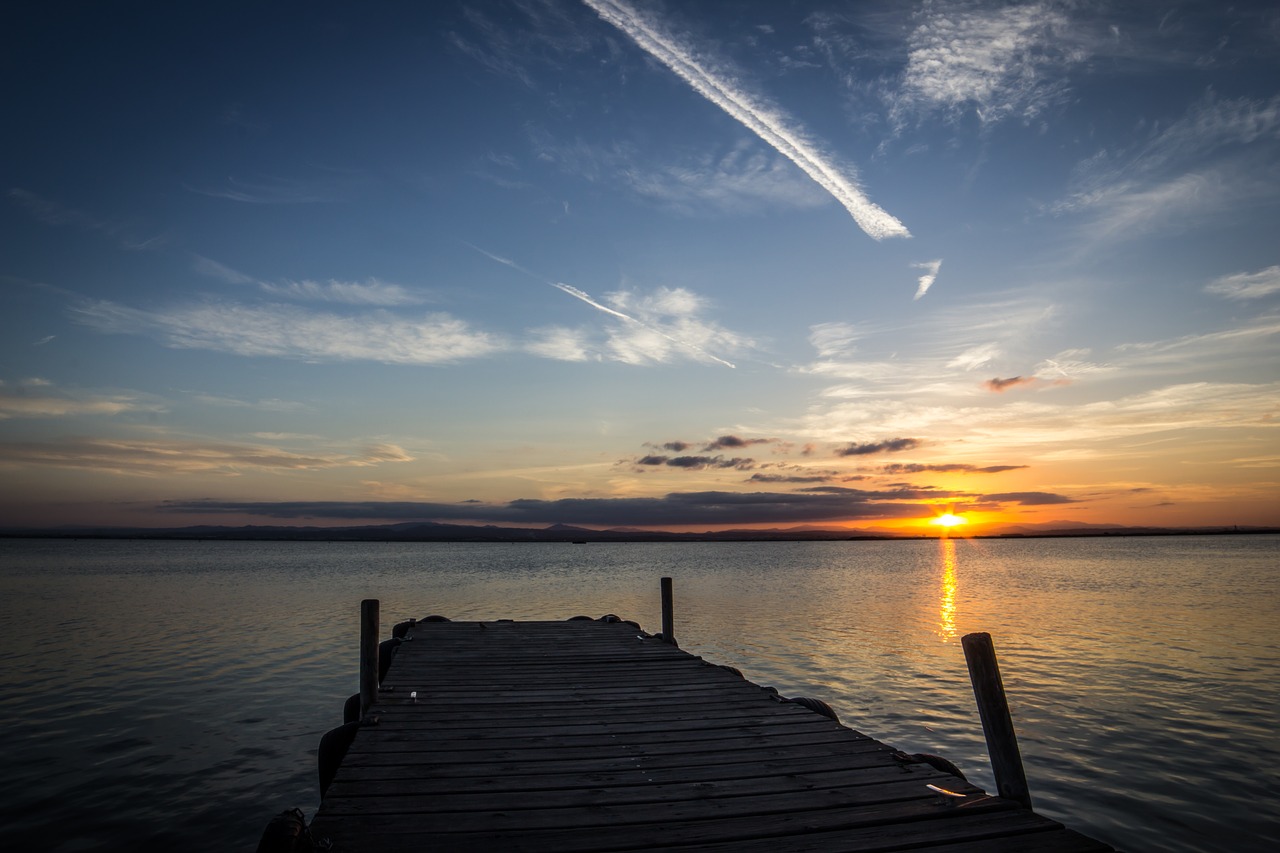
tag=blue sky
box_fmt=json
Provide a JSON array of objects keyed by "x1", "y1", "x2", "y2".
[{"x1": 2, "y1": 0, "x2": 1277, "y2": 530}]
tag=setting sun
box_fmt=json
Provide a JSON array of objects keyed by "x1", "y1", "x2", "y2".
[{"x1": 931, "y1": 513, "x2": 967, "y2": 528}]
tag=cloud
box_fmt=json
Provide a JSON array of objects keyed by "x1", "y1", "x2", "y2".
[
  {"x1": 0, "y1": 438, "x2": 413, "y2": 477},
  {"x1": 533, "y1": 134, "x2": 833, "y2": 215},
  {"x1": 881, "y1": 463, "x2": 1027, "y2": 474},
  {"x1": 525, "y1": 326, "x2": 592, "y2": 361},
  {"x1": 1205, "y1": 265, "x2": 1280, "y2": 300},
  {"x1": 182, "y1": 176, "x2": 336, "y2": 204},
  {"x1": 802, "y1": 297, "x2": 1062, "y2": 405},
  {"x1": 1125, "y1": 92, "x2": 1280, "y2": 178},
  {"x1": 192, "y1": 256, "x2": 257, "y2": 285},
  {"x1": 258, "y1": 278, "x2": 425, "y2": 306},
  {"x1": 9, "y1": 188, "x2": 164, "y2": 250},
  {"x1": 450, "y1": 0, "x2": 596, "y2": 90},
  {"x1": 564, "y1": 284, "x2": 744, "y2": 369},
  {"x1": 948, "y1": 343, "x2": 1001, "y2": 371},
  {"x1": 471, "y1": 244, "x2": 746, "y2": 367},
  {"x1": 1113, "y1": 316, "x2": 1280, "y2": 375},
  {"x1": 808, "y1": 323, "x2": 868, "y2": 359},
  {"x1": 582, "y1": 0, "x2": 909, "y2": 240},
  {"x1": 836, "y1": 437, "x2": 920, "y2": 456},
  {"x1": 748, "y1": 473, "x2": 834, "y2": 483},
  {"x1": 703, "y1": 435, "x2": 773, "y2": 451},
  {"x1": 1064, "y1": 166, "x2": 1267, "y2": 244},
  {"x1": 912, "y1": 259, "x2": 941, "y2": 300},
  {"x1": 892, "y1": 0, "x2": 1079, "y2": 127},
  {"x1": 193, "y1": 255, "x2": 426, "y2": 306},
  {"x1": 158, "y1": 488, "x2": 933, "y2": 527},
  {"x1": 979, "y1": 491, "x2": 1076, "y2": 505},
  {"x1": 985, "y1": 375, "x2": 1037, "y2": 392},
  {"x1": 634, "y1": 454, "x2": 756, "y2": 471},
  {"x1": 70, "y1": 298, "x2": 504, "y2": 365},
  {"x1": 1053, "y1": 93, "x2": 1280, "y2": 243},
  {"x1": 0, "y1": 385, "x2": 154, "y2": 420},
  {"x1": 187, "y1": 393, "x2": 305, "y2": 412}
]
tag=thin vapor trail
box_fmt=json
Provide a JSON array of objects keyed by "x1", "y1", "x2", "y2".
[
  {"x1": 466, "y1": 242, "x2": 736, "y2": 368},
  {"x1": 552, "y1": 282, "x2": 632, "y2": 321},
  {"x1": 582, "y1": 0, "x2": 910, "y2": 241}
]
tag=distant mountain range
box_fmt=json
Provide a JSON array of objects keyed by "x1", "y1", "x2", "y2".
[{"x1": 1, "y1": 519, "x2": 1274, "y2": 542}]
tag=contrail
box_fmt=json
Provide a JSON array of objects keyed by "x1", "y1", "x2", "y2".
[
  {"x1": 582, "y1": 0, "x2": 910, "y2": 241},
  {"x1": 465, "y1": 242, "x2": 736, "y2": 368},
  {"x1": 552, "y1": 282, "x2": 633, "y2": 322}
]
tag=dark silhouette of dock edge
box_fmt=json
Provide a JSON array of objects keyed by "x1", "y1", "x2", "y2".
[{"x1": 257, "y1": 581, "x2": 1114, "y2": 852}]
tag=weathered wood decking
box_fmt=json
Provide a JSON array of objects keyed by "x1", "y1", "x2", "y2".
[{"x1": 309, "y1": 619, "x2": 1112, "y2": 852}]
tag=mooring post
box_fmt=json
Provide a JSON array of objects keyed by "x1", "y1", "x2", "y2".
[
  {"x1": 961, "y1": 631, "x2": 1032, "y2": 809},
  {"x1": 359, "y1": 598, "x2": 380, "y2": 718},
  {"x1": 660, "y1": 576, "x2": 676, "y2": 646}
]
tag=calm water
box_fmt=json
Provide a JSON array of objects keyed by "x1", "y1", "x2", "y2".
[{"x1": 0, "y1": 535, "x2": 1276, "y2": 851}]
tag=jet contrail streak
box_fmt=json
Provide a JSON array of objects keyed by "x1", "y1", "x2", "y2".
[
  {"x1": 582, "y1": 0, "x2": 910, "y2": 241},
  {"x1": 466, "y1": 242, "x2": 736, "y2": 368}
]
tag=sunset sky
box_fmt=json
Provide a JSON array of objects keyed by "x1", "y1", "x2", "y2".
[{"x1": 2, "y1": 1, "x2": 1277, "y2": 532}]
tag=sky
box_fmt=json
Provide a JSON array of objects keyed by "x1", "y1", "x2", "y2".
[{"x1": 2, "y1": 0, "x2": 1278, "y2": 533}]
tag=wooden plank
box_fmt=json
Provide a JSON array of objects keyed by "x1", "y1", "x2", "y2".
[
  {"x1": 309, "y1": 795, "x2": 1020, "y2": 851},
  {"x1": 310, "y1": 619, "x2": 1112, "y2": 852},
  {"x1": 325, "y1": 760, "x2": 956, "y2": 798}
]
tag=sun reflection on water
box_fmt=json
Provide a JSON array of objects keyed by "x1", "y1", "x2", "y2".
[{"x1": 938, "y1": 537, "x2": 957, "y2": 641}]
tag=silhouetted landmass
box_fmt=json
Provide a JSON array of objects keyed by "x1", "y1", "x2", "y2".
[{"x1": 0, "y1": 520, "x2": 1274, "y2": 542}]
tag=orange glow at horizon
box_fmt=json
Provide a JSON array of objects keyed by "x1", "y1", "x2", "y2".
[{"x1": 930, "y1": 513, "x2": 967, "y2": 528}]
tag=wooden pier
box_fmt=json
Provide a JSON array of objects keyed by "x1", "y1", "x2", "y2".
[{"x1": 304, "y1": 613, "x2": 1113, "y2": 852}]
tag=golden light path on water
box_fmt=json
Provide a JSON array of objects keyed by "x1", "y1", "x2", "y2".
[{"x1": 938, "y1": 537, "x2": 958, "y2": 641}]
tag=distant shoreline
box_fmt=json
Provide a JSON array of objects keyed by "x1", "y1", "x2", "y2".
[{"x1": 2, "y1": 525, "x2": 1276, "y2": 544}]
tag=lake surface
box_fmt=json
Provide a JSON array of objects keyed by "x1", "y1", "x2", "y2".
[{"x1": 0, "y1": 535, "x2": 1276, "y2": 851}]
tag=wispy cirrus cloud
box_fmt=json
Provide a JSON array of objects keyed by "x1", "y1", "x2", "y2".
[
  {"x1": 0, "y1": 379, "x2": 157, "y2": 420},
  {"x1": 192, "y1": 255, "x2": 427, "y2": 306},
  {"x1": 9, "y1": 188, "x2": 166, "y2": 251},
  {"x1": 803, "y1": 295, "x2": 1060, "y2": 399},
  {"x1": 1053, "y1": 93, "x2": 1280, "y2": 243},
  {"x1": 582, "y1": 0, "x2": 909, "y2": 240},
  {"x1": 450, "y1": 0, "x2": 596, "y2": 90},
  {"x1": 0, "y1": 437, "x2": 412, "y2": 476},
  {"x1": 182, "y1": 175, "x2": 338, "y2": 204},
  {"x1": 891, "y1": 0, "x2": 1081, "y2": 128},
  {"x1": 1205, "y1": 265, "x2": 1280, "y2": 300},
  {"x1": 186, "y1": 393, "x2": 305, "y2": 412},
  {"x1": 257, "y1": 278, "x2": 425, "y2": 306},
  {"x1": 70, "y1": 298, "x2": 503, "y2": 365},
  {"x1": 799, "y1": 379, "x2": 1279, "y2": 466},
  {"x1": 531, "y1": 133, "x2": 830, "y2": 216}
]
